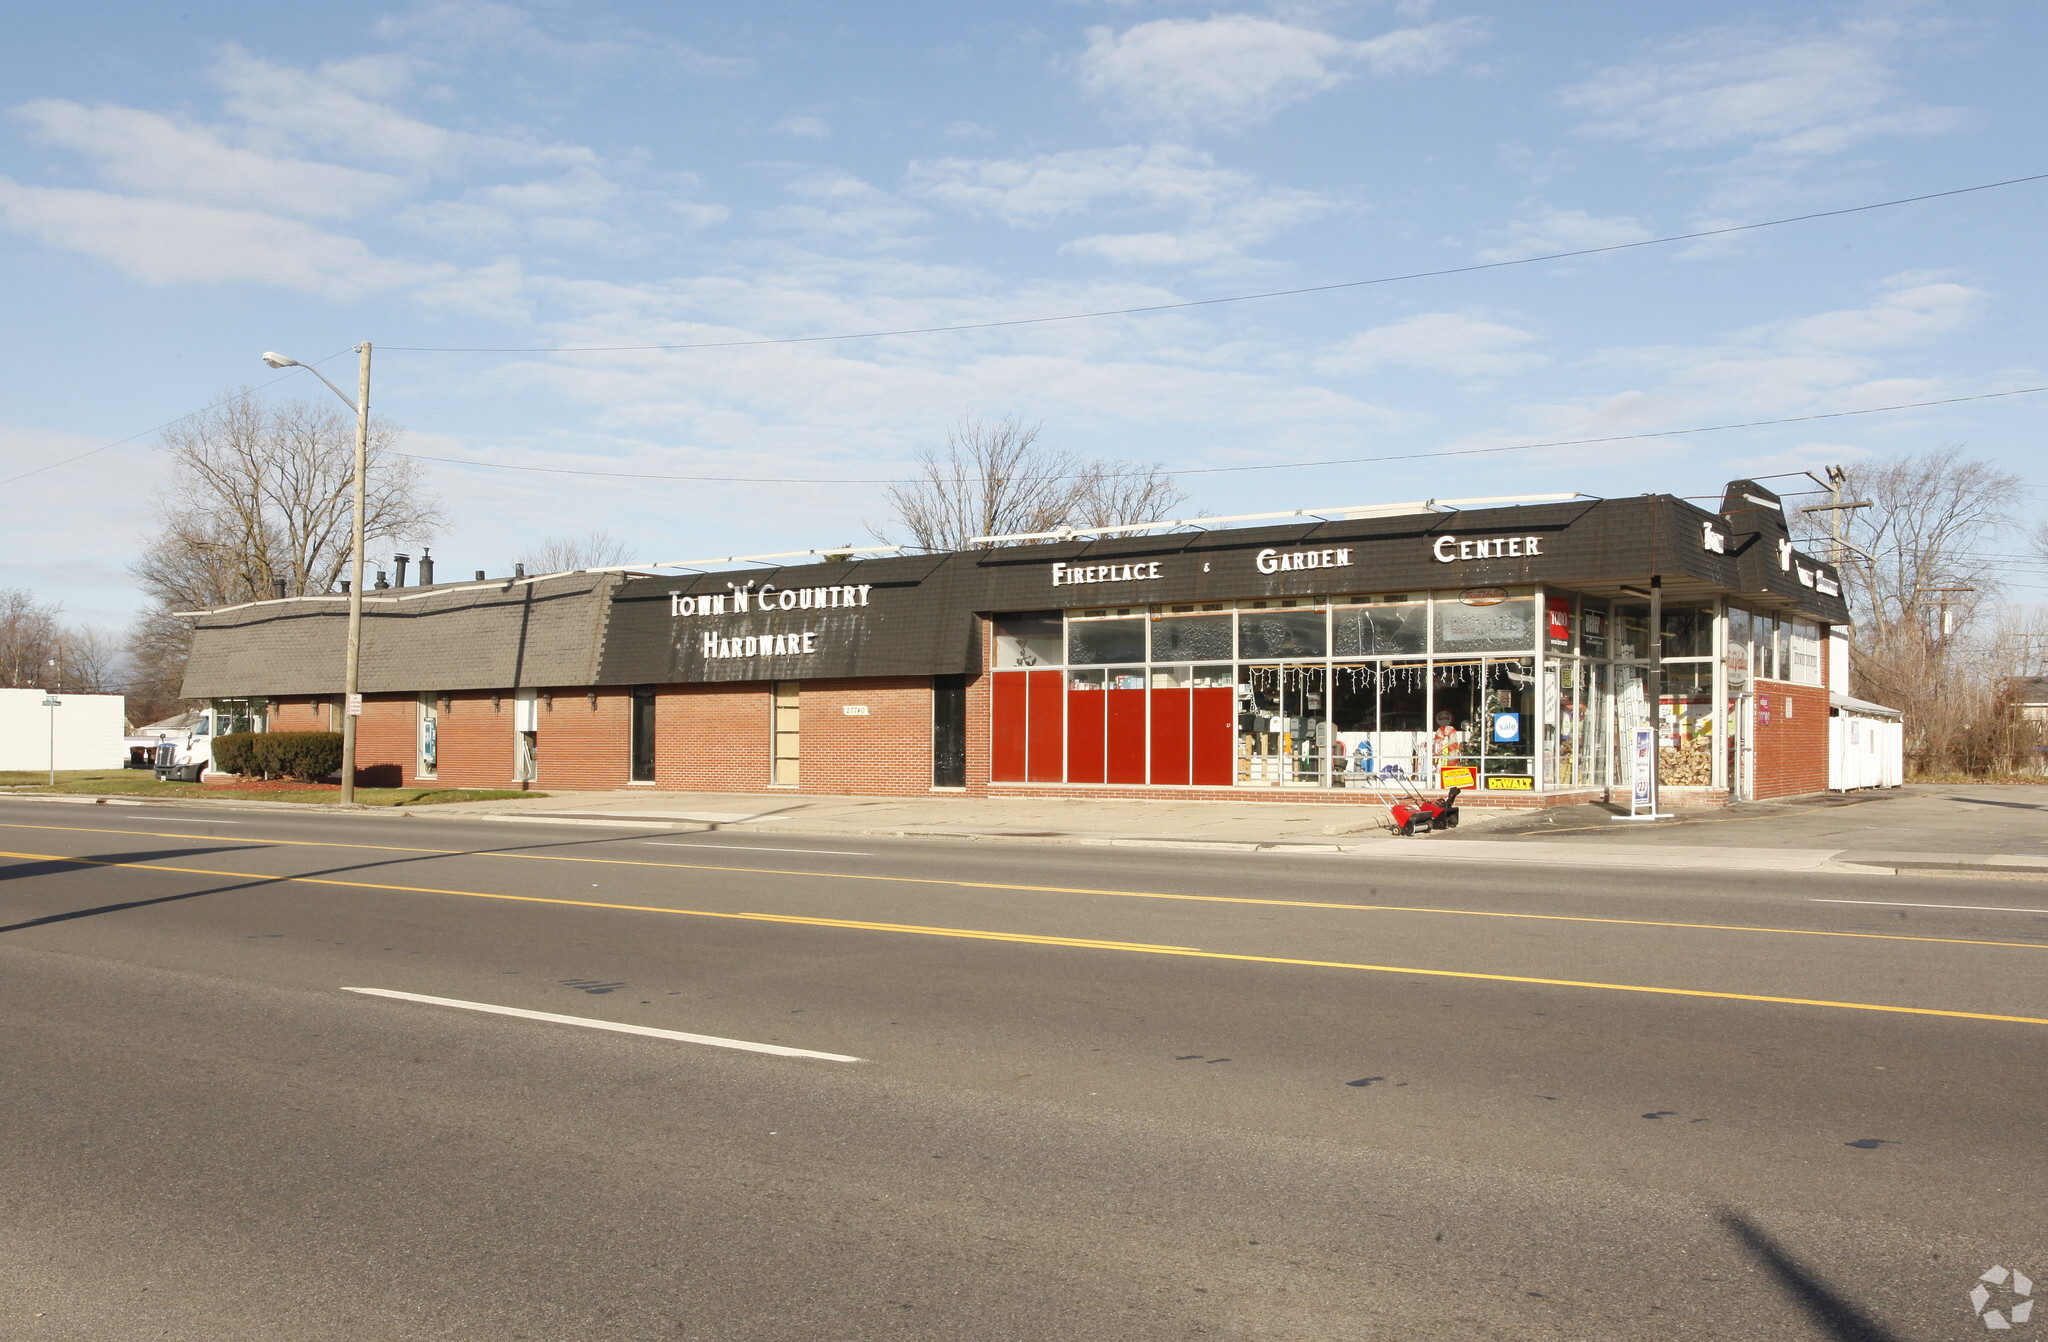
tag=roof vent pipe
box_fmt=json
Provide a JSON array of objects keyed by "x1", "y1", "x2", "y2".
[
  {"x1": 273, "y1": 578, "x2": 287, "y2": 599},
  {"x1": 340, "y1": 579, "x2": 350, "y2": 594},
  {"x1": 419, "y1": 549, "x2": 434, "y2": 586},
  {"x1": 374, "y1": 571, "x2": 390, "y2": 590},
  {"x1": 475, "y1": 570, "x2": 486, "y2": 582},
  {"x1": 393, "y1": 553, "x2": 410, "y2": 587},
  {"x1": 514, "y1": 562, "x2": 526, "y2": 579}
]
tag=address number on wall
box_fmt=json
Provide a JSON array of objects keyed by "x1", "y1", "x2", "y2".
[{"x1": 842, "y1": 704, "x2": 870, "y2": 716}]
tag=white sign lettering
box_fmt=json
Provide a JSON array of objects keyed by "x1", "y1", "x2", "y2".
[
  {"x1": 1051, "y1": 561, "x2": 1162, "y2": 587},
  {"x1": 1702, "y1": 523, "x2": 1726, "y2": 554},
  {"x1": 670, "y1": 582, "x2": 871, "y2": 617},
  {"x1": 1255, "y1": 547, "x2": 1351, "y2": 575},
  {"x1": 701, "y1": 630, "x2": 820, "y2": 660},
  {"x1": 1432, "y1": 534, "x2": 1544, "y2": 563},
  {"x1": 1777, "y1": 538, "x2": 1793, "y2": 571}
]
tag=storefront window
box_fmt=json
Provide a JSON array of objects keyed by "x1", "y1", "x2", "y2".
[
  {"x1": 994, "y1": 612, "x2": 1063, "y2": 668},
  {"x1": 1434, "y1": 596, "x2": 1536, "y2": 655},
  {"x1": 1658, "y1": 665, "x2": 1715, "y2": 785},
  {"x1": 1790, "y1": 620, "x2": 1821, "y2": 685},
  {"x1": 1329, "y1": 663, "x2": 1377, "y2": 785},
  {"x1": 1068, "y1": 617, "x2": 1145, "y2": 665},
  {"x1": 1332, "y1": 598, "x2": 1427, "y2": 655},
  {"x1": 1580, "y1": 604, "x2": 1608, "y2": 659},
  {"x1": 1150, "y1": 609, "x2": 1233, "y2": 662},
  {"x1": 1613, "y1": 605, "x2": 1650, "y2": 660},
  {"x1": 1726, "y1": 607, "x2": 1753, "y2": 687},
  {"x1": 1237, "y1": 603, "x2": 1327, "y2": 659},
  {"x1": 1659, "y1": 605, "x2": 1714, "y2": 658}
]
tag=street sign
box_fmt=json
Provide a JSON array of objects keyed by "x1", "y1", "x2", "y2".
[
  {"x1": 347, "y1": 693, "x2": 363, "y2": 716},
  {"x1": 42, "y1": 697, "x2": 60, "y2": 707}
]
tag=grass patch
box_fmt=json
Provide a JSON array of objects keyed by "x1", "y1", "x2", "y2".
[
  {"x1": 0, "y1": 770, "x2": 542, "y2": 806},
  {"x1": 1905, "y1": 772, "x2": 2048, "y2": 786}
]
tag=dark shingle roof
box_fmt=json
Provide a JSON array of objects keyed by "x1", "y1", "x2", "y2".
[{"x1": 181, "y1": 574, "x2": 615, "y2": 698}]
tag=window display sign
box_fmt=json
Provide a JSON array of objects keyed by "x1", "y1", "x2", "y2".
[
  {"x1": 1492, "y1": 711, "x2": 1521, "y2": 743},
  {"x1": 1485, "y1": 775, "x2": 1533, "y2": 790},
  {"x1": 1546, "y1": 598, "x2": 1572, "y2": 648},
  {"x1": 1441, "y1": 765, "x2": 1476, "y2": 788}
]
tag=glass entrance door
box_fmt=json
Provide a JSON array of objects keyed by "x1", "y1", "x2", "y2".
[{"x1": 1237, "y1": 664, "x2": 1327, "y2": 786}]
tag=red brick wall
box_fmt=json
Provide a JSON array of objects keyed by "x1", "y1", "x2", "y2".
[
  {"x1": 267, "y1": 698, "x2": 330, "y2": 732},
  {"x1": 1750, "y1": 679, "x2": 1827, "y2": 799},
  {"x1": 434, "y1": 691, "x2": 513, "y2": 787},
  {"x1": 354, "y1": 694, "x2": 421, "y2": 785},
  {"x1": 792, "y1": 678, "x2": 933, "y2": 794},
  {"x1": 532, "y1": 688, "x2": 632, "y2": 791},
  {"x1": 655, "y1": 682, "x2": 773, "y2": 792}
]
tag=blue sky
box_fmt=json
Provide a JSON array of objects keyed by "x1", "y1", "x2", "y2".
[{"x1": 3, "y1": 0, "x2": 2044, "y2": 628}]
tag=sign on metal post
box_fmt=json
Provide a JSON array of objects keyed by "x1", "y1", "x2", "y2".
[{"x1": 43, "y1": 697, "x2": 60, "y2": 786}]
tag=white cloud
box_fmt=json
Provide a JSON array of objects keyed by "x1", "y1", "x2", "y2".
[
  {"x1": 1074, "y1": 13, "x2": 1483, "y2": 130},
  {"x1": 1764, "y1": 277, "x2": 1985, "y2": 352},
  {"x1": 1474, "y1": 206, "x2": 1653, "y2": 264},
  {"x1": 772, "y1": 114, "x2": 832, "y2": 140},
  {"x1": 13, "y1": 99, "x2": 406, "y2": 219},
  {"x1": 909, "y1": 144, "x2": 1331, "y2": 265},
  {"x1": 374, "y1": 1, "x2": 749, "y2": 75},
  {"x1": 1560, "y1": 21, "x2": 1963, "y2": 162},
  {"x1": 757, "y1": 169, "x2": 931, "y2": 248},
  {"x1": 942, "y1": 120, "x2": 995, "y2": 139},
  {"x1": 1314, "y1": 312, "x2": 1546, "y2": 378},
  {"x1": 0, "y1": 178, "x2": 441, "y2": 298}
]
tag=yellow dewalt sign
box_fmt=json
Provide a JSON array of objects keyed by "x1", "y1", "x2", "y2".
[{"x1": 1485, "y1": 775, "x2": 1534, "y2": 790}]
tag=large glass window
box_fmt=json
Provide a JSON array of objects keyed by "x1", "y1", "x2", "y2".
[
  {"x1": 630, "y1": 685, "x2": 656, "y2": 782},
  {"x1": 1434, "y1": 595, "x2": 1536, "y2": 655},
  {"x1": 1790, "y1": 619, "x2": 1820, "y2": 685},
  {"x1": 993, "y1": 612, "x2": 1063, "y2": 668},
  {"x1": 417, "y1": 692, "x2": 438, "y2": 780},
  {"x1": 1659, "y1": 605, "x2": 1714, "y2": 658},
  {"x1": 1068, "y1": 616, "x2": 1146, "y2": 665},
  {"x1": 1332, "y1": 597, "x2": 1427, "y2": 655},
  {"x1": 1150, "y1": 607, "x2": 1233, "y2": 662},
  {"x1": 1329, "y1": 663, "x2": 1377, "y2": 784},
  {"x1": 1658, "y1": 665, "x2": 1715, "y2": 785},
  {"x1": 1580, "y1": 604, "x2": 1609, "y2": 659},
  {"x1": 1237, "y1": 602, "x2": 1326, "y2": 659},
  {"x1": 1613, "y1": 604, "x2": 1650, "y2": 660}
]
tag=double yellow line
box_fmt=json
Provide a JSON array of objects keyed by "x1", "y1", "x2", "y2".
[{"x1": 5, "y1": 836, "x2": 2046, "y2": 1029}]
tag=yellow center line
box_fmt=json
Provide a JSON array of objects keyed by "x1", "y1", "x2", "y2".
[
  {"x1": 1, "y1": 819, "x2": 2044, "y2": 954},
  {"x1": 5, "y1": 847, "x2": 2045, "y2": 1029}
]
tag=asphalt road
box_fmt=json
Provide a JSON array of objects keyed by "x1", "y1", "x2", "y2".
[{"x1": 1, "y1": 796, "x2": 2043, "y2": 1340}]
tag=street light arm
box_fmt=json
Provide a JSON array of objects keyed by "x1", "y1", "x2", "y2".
[{"x1": 292, "y1": 363, "x2": 363, "y2": 414}]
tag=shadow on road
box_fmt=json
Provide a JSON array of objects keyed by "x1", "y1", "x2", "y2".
[
  {"x1": 1718, "y1": 1210, "x2": 1903, "y2": 1342},
  {"x1": 0, "y1": 847, "x2": 273, "y2": 934}
]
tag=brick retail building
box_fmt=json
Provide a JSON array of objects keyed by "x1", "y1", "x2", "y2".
[{"x1": 179, "y1": 480, "x2": 1850, "y2": 807}]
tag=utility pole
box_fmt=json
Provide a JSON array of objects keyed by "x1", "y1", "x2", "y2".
[
  {"x1": 263, "y1": 344, "x2": 372, "y2": 804},
  {"x1": 1798, "y1": 466, "x2": 1870, "y2": 569}
]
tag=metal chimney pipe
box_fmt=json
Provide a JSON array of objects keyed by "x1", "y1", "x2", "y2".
[
  {"x1": 514, "y1": 563, "x2": 526, "y2": 579},
  {"x1": 374, "y1": 571, "x2": 390, "y2": 590},
  {"x1": 393, "y1": 553, "x2": 410, "y2": 587},
  {"x1": 419, "y1": 549, "x2": 434, "y2": 586},
  {"x1": 474, "y1": 570, "x2": 486, "y2": 581},
  {"x1": 273, "y1": 578, "x2": 287, "y2": 599}
]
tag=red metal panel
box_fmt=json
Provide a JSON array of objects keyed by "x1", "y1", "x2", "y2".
[
  {"x1": 1191, "y1": 687, "x2": 1236, "y2": 786},
  {"x1": 1148, "y1": 687, "x2": 1190, "y2": 786},
  {"x1": 991, "y1": 673, "x2": 1028, "y2": 782},
  {"x1": 1026, "y1": 670, "x2": 1065, "y2": 782},
  {"x1": 1066, "y1": 689, "x2": 1106, "y2": 783},
  {"x1": 1106, "y1": 688, "x2": 1147, "y2": 784}
]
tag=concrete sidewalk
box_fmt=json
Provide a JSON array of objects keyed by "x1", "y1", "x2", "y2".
[{"x1": 6, "y1": 781, "x2": 2045, "y2": 874}]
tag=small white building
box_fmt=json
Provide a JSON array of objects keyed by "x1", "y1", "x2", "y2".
[
  {"x1": 1828, "y1": 693, "x2": 1903, "y2": 791},
  {"x1": 0, "y1": 688, "x2": 128, "y2": 772}
]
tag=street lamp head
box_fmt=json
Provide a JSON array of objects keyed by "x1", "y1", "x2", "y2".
[{"x1": 261, "y1": 351, "x2": 298, "y2": 369}]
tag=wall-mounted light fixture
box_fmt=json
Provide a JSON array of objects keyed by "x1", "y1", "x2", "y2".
[
  {"x1": 587, "y1": 689, "x2": 598, "y2": 710},
  {"x1": 540, "y1": 690, "x2": 553, "y2": 710},
  {"x1": 491, "y1": 693, "x2": 501, "y2": 711}
]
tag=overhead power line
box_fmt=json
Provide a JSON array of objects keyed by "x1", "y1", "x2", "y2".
[
  {"x1": 0, "y1": 350, "x2": 357, "y2": 490},
  {"x1": 403, "y1": 386, "x2": 2048, "y2": 487},
  {"x1": 383, "y1": 171, "x2": 2048, "y2": 355}
]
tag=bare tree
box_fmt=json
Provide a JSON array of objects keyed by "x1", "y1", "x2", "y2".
[
  {"x1": 60, "y1": 625, "x2": 124, "y2": 694},
  {"x1": 127, "y1": 388, "x2": 442, "y2": 710},
  {"x1": 878, "y1": 415, "x2": 1190, "y2": 551},
  {"x1": 1798, "y1": 448, "x2": 2025, "y2": 774},
  {"x1": 0, "y1": 588, "x2": 63, "y2": 688},
  {"x1": 517, "y1": 530, "x2": 633, "y2": 574}
]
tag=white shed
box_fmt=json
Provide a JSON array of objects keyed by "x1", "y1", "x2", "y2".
[
  {"x1": 1829, "y1": 693, "x2": 1903, "y2": 791},
  {"x1": 0, "y1": 688, "x2": 128, "y2": 772}
]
